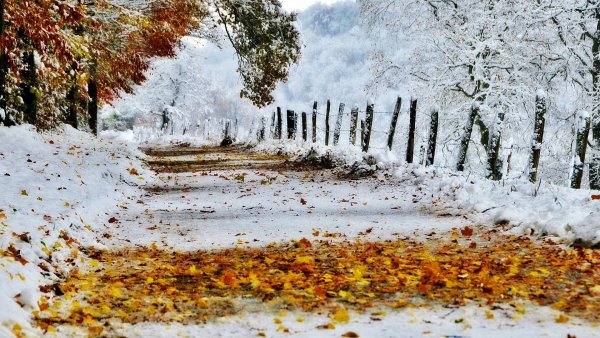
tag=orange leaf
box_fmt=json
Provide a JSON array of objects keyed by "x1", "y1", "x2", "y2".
[
  {"x1": 221, "y1": 271, "x2": 238, "y2": 288},
  {"x1": 461, "y1": 226, "x2": 474, "y2": 237}
]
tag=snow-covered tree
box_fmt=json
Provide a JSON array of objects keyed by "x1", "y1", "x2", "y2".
[{"x1": 360, "y1": 0, "x2": 597, "y2": 184}]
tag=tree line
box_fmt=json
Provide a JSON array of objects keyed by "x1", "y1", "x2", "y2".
[{"x1": 0, "y1": 0, "x2": 300, "y2": 132}]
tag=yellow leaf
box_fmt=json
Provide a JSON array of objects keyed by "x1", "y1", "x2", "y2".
[
  {"x1": 555, "y1": 314, "x2": 569, "y2": 323},
  {"x1": 296, "y1": 256, "x2": 314, "y2": 264},
  {"x1": 21, "y1": 190, "x2": 28, "y2": 196},
  {"x1": 529, "y1": 267, "x2": 549, "y2": 278},
  {"x1": 146, "y1": 277, "x2": 154, "y2": 284},
  {"x1": 332, "y1": 309, "x2": 350, "y2": 323},
  {"x1": 590, "y1": 285, "x2": 600, "y2": 295},
  {"x1": 273, "y1": 318, "x2": 282, "y2": 324},
  {"x1": 190, "y1": 265, "x2": 198, "y2": 275}
]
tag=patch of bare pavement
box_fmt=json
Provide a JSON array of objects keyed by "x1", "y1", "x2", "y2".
[{"x1": 37, "y1": 146, "x2": 600, "y2": 337}]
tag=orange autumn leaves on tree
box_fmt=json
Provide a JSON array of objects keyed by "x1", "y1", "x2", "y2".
[
  {"x1": 91, "y1": 0, "x2": 204, "y2": 103},
  {"x1": 1, "y1": 0, "x2": 301, "y2": 129},
  {"x1": 0, "y1": 0, "x2": 204, "y2": 127},
  {"x1": 1, "y1": 0, "x2": 85, "y2": 70}
]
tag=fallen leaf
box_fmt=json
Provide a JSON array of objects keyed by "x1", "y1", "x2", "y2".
[
  {"x1": 332, "y1": 309, "x2": 350, "y2": 323},
  {"x1": 461, "y1": 226, "x2": 474, "y2": 237},
  {"x1": 555, "y1": 314, "x2": 570, "y2": 323}
]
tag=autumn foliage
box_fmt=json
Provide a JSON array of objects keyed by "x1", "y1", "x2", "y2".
[{"x1": 0, "y1": 0, "x2": 300, "y2": 130}]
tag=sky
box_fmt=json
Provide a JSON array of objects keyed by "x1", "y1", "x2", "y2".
[{"x1": 280, "y1": 0, "x2": 345, "y2": 11}]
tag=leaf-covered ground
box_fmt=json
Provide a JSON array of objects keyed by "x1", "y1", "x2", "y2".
[{"x1": 36, "y1": 225, "x2": 599, "y2": 335}]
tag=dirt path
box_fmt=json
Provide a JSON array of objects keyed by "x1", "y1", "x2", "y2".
[{"x1": 37, "y1": 146, "x2": 600, "y2": 337}]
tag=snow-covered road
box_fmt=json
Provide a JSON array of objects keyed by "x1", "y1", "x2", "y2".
[
  {"x1": 103, "y1": 146, "x2": 465, "y2": 251},
  {"x1": 48, "y1": 146, "x2": 599, "y2": 338}
]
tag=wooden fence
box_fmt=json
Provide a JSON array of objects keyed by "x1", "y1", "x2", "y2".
[{"x1": 218, "y1": 94, "x2": 598, "y2": 189}]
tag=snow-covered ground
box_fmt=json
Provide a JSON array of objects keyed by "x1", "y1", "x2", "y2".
[
  {"x1": 53, "y1": 303, "x2": 599, "y2": 338},
  {"x1": 102, "y1": 155, "x2": 465, "y2": 251},
  {"x1": 255, "y1": 140, "x2": 600, "y2": 248},
  {"x1": 2, "y1": 127, "x2": 599, "y2": 337},
  {"x1": 0, "y1": 125, "x2": 149, "y2": 337}
]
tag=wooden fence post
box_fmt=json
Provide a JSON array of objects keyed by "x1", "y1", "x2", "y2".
[
  {"x1": 363, "y1": 102, "x2": 375, "y2": 152},
  {"x1": 406, "y1": 98, "x2": 417, "y2": 163},
  {"x1": 426, "y1": 109, "x2": 439, "y2": 166},
  {"x1": 571, "y1": 112, "x2": 591, "y2": 189},
  {"x1": 333, "y1": 103, "x2": 345, "y2": 146},
  {"x1": 312, "y1": 101, "x2": 318, "y2": 143},
  {"x1": 350, "y1": 106, "x2": 359, "y2": 145},
  {"x1": 387, "y1": 97, "x2": 402, "y2": 151},
  {"x1": 276, "y1": 107, "x2": 282, "y2": 139},
  {"x1": 360, "y1": 120, "x2": 365, "y2": 150},
  {"x1": 325, "y1": 99, "x2": 331, "y2": 145},
  {"x1": 529, "y1": 93, "x2": 546, "y2": 183},
  {"x1": 287, "y1": 110, "x2": 297, "y2": 140},
  {"x1": 456, "y1": 104, "x2": 478, "y2": 171},
  {"x1": 302, "y1": 112, "x2": 307, "y2": 142}
]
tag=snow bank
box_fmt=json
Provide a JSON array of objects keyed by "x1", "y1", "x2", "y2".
[
  {"x1": 421, "y1": 170, "x2": 600, "y2": 247},
  {"x1": 254, "y1": 140, "x2": 600, "y2": 247},
  {"x1": 0, "y1": 125, "x2": 148, "y2": 335}
]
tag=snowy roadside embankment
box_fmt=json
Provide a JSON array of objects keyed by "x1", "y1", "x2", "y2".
[
  {"x1": 254, "y1": 140, "x2": 600, "y2": 248},
  {"x1": 0, "y1": 125, "x2": 149, "y2": 336}
]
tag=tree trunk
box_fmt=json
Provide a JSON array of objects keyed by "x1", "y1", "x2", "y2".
[
  {"x1": 456, "y1": 104, "x2": 478, "y2": 171},
  {"x1": 0, "y1": 51, "x2": 10, "y2": 126},
  {"x1": 426, "y1": 109, "x2": 439, "y2": 166},
  {"x1": 528, "y1": 93, "x2": 546, "y2": 183},
  {"x1": 88, "y1": 74, "x2": 98, "y2": 135},
  {"x1": 0, "y1": 0, "x2": 9, "y2": 126},
  {"x1": 22, "y1": 50, "x2": 38, "y2": 126},
  {"x1": 406, "y1": 99, "x2": 417, "y2": 163},
  {"x1": 387, "y1": 97, "x2": 402, "y2": 150},
  {"x1": 572, "y1": 112, "x2": 591, "y2": 189},
  {"x1": 590, "y1": 9, "x2": 600, "y2": 189},
  {"x1": 486, "y1": 111, "x2": 506, "y2": 181},
  {"x1": 333, "y1": 103, "x2": 344, "y2": 146},
  {"x1": 65, "y1": 62, "x2": 80, "y2": 129}
]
